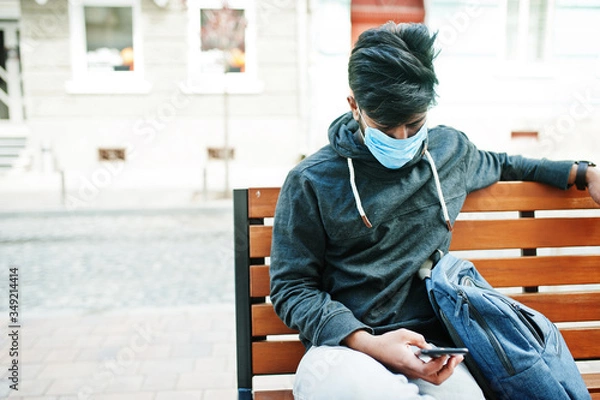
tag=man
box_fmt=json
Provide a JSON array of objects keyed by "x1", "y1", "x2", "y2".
[{"x1": 270, "y1": 22, "x2": 600, "y2": 399}]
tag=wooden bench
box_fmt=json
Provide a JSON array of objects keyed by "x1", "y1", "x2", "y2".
[{"x1": 234, "y1": 181, "x2": 600, "y2": 400}]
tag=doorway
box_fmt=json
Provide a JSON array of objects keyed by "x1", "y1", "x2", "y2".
[{"x1": 350, "y1": 0, "x2": 425, "y2": 45}]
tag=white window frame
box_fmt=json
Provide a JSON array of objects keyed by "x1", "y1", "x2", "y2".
[
  {"x1": 499, "y1": 0, "x2": 555, "y2": 76},
  {"x1": 183, "y1": 0, "x2": 263, "y2": 94},
  {"x1": 67, "y1": 0, "x2": 151, "y2": 94}
]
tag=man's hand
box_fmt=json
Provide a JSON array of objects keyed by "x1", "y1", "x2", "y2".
[
  {"x1": 586, "y1": 166, "x2": 600, "y2": 205},
  {"x1": 343, "y1": 328, "x2": 464, "y2": 385}
]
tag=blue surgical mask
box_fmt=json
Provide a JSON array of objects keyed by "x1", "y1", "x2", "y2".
[{"x1": 359, "y1": 110, "x2": 428, "y2": 169}]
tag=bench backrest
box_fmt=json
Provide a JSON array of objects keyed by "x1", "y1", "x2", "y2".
[{"x1": 233, "y1": 181, "x2": 600, "y2": 395}]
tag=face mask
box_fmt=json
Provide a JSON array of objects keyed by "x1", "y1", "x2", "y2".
[{"x1": 359, "y1": 110, "x2": 428, "y2": 169}]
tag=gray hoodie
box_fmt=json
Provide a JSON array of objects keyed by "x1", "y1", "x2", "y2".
[{"x1": 270, "y1": 111, "x2": 573, "y2": 349}]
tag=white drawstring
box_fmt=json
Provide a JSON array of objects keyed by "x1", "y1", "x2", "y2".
[
  {"x1": 347, "y1": 151, "x2": 453, "y2": 231},
  {"x1": 424, "y1": 149, "x2": 453, "y2": 231},
  {"x1": 348, "y1": 158, "x2": 373, "y2": 228}
]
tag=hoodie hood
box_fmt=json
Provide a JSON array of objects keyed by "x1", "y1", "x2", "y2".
[
  {"x1": 328, "y1": 112, "x2": 371, "y2": 161},
  {"x1": 329, "y1": 111, "x2": 451, "y2": 231}
]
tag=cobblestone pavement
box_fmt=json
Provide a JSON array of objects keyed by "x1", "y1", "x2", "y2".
[{"x1": 1, "y1": 206, "x2": 236, "y2": 314}]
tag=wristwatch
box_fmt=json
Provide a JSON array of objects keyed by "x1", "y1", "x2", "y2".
[{"x1": 575, "y1": 161, "x2": 596, "y2": 190}]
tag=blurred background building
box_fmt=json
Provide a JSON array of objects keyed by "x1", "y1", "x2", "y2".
[{"x1": 0, "y1": 0, "x2": 599, "y2": 207}]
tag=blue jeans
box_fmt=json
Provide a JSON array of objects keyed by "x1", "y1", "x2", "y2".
[{"x1": 293, "y1": 346, "x2": 485, "y2": 400}]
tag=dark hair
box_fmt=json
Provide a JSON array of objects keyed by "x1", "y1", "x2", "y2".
[{"x1": 348, "y1": 22, "x2": 439, "y2": 130}]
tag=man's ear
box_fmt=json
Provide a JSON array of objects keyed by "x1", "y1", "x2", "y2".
[{"x1": 347, "y1": 96, "x2": 359, "y2": 121}]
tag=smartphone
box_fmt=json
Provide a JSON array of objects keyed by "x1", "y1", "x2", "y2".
[{"x1": 419, "y1": 347, "x2": 469, "y2": 358}]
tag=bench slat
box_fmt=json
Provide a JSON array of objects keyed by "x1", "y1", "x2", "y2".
[
  {"x1": 562, "y1": 327, "x2": 600, "y2": 360},
  {"x1": 475, "y1": 255, "x2": 600, "y2": 287},
  {"x1": 246, "y1": 183, "x2": 600, "y2": 217},
  {"x1": 251, "y1": 256, "x2": 600, "y2": 297},
  {"x1": 512, "y1": 292, "x2": 600, "y2": 323},
  {"x1": 250, "y1": 298, "x2": 600, "y2": 353},
  {"x1": 250, "y1": 265, "x2": 271, "y2": 298},
  {"x1": 252, "y1": 378, "x2": 600, "y2": 399},
  {"x1": 461, "y1": 182, "x2": 600, "y2": 212},
  {"x1": 252, "y1": 341, "x2": 305, "y2": 375},
  {"x1": 584, "y1": 373, "x2": 600, "y2": 396},
  {"x1": 450, "y1": 217, "x2": 600, "y2": 251},
  {"x1": 250, "y1": 226, "x2": 273, "y2": 258},
  {"x1": 254, "y1": 390, "x2": 294, "y2": 400},
  {"x1": 248, "y1": 188, "x2": 280, "y2": 219},
  {"x1": 252, "y1": 303, "x2": 298, "y2": 336},
  {"x1": 252, "y1": 218, "x2": 600, "y2": 258}
]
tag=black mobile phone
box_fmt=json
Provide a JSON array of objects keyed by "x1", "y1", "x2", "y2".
[{"x1": 419, "y1": 347, "x2": 469, "y2": 358}]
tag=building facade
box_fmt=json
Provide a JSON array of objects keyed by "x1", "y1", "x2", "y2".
[
  {"x1": 2, "y1": 0, "x2": 311, "y2": 203},
  {"x1": 425, "y1": 0, "x2": 600, "y2": 161},
  {"x1": 1, "y1": 0, "x2": 599, "y2": 205}
]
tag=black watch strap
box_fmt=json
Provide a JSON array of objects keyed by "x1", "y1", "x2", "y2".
[{"x1": 575, "y1": 161, "x2": 596, "y2": 190}]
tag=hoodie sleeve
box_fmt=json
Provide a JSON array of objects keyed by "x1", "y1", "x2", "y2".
[
  {"x1": 270, "y1": 169, "x2": 371, "y2": 347},
  {"x1": 460, "y1": 133, "x2": 574, "y2": 193}
]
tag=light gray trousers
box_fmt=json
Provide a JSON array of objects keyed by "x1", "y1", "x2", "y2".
[{"x1": 293, "y1": 346, "x2": 485, "y2": 400}]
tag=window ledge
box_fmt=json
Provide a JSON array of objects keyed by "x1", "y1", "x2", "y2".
[
  {"x1": 66, "y1": 77, "x2": 153, "y2": 94},
  {"x1": 180, "y1": 77, "x2": 264, "y2": 95}
]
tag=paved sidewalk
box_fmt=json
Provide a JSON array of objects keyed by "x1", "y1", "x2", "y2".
[{"x1": 0, "y1": 305, "x2": 294, "y2": 400}]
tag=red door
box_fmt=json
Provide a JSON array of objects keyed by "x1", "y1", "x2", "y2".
[{"x1": 351, "y1": 0, "x2": 425, "y2": 45}]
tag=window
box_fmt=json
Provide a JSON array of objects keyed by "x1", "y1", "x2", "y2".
[
  {"x1": 184, "y1": 0, "x2": 262, "y2": 94},
  {"x1": 553, "y1": 0, "x2": 600, "y2": 57},
  {"x1": 84, "y1": 6, "x2": 134, "y2": 72},
  {"x1": 504, "y1": 0, "x2": 552, "y2": 62},
  {"x1": 67, "y1": 0, "x2": 150, "y2": 93},
  {"x1": 200, "y1": 7, "x2": 246, "y2": 73}
]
